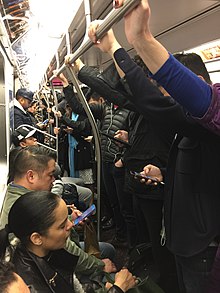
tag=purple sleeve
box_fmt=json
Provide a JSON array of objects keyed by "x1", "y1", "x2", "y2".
[{"x1": 152, "y1": 54, "x2": 212, "y2": 117}]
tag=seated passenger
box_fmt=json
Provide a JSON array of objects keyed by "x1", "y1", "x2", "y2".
[
  {"x1": 1, "y1": 145, "x2": 115, "y2": 277},
  {"x1": 0, "y1": 191, "x2": 136, "y2": 292},
  {"x1": 0, "y1": 262, "x2": 30, "y2": 293},
  {"x1": 10, "y1": 126, "x2": 92, "y2": 209}
]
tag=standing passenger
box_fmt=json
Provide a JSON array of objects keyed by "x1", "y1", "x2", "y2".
[
  {"x1": 0, "y1": 145, "x2": 116, "y2": 277},
  {"x1": 14, "y1": 88, "x2": 34, "y2": 128},
  {"x1": 88, "y1": 6, "x2": 220, "y2": 292},
  {"x1": 56, "y1": 73, "x2": 131, "y2": 247},
  {"x1": 114, "y1": 0, "x2": 220, "y2": 136}
]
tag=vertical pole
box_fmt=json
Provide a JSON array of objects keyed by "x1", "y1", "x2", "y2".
[{"x1": 65, "y1": 65, "x2": 102, "y2": 240}]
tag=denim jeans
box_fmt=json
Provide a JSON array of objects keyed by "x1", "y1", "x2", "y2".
[
  {"x1": 175, "y1": 246, "x2": 217, "y2": 293},
  {"x1": 80, "y1": 241, "x2": 116, "y2": 261}
]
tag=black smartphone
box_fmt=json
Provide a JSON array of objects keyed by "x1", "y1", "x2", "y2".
[
  {"x1": 130, "y1": 171, "x2": 164, "y2": 185},
  {"x1": 100, "y1": 131, "x2": 131, "y2": 147}
]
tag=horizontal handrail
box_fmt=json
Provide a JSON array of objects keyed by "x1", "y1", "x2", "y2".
[{"x1": 49, "y1": 0, "x2": 141, "y2": 80}]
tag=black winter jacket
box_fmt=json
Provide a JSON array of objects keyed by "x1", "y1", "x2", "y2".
[
  {"x1": 63, "y1": 85, "x2": 130, "y2": 163},
  {"x1": 78, "y1": 63, "x2": 174, "y2": 200},
  {"x1": 13, "y1": 245, "x2": 123, "y2": 293},
  {"x1": 14, "y1": 106, "x2": 34, "y2": 129},
  {"x1": 113, "y1": 48, "x2": 220, "y2": 257},
  {"x1": 13, "y1": 245, "x2": 78, "y2": 292}
]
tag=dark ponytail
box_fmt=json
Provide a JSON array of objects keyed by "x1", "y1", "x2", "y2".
[
  {"x1": 0, "y1": 191, "x2": 60, "y2": 259},
  {"x1": 0, "y1": 225, "x2": 11, "y2": 261}
]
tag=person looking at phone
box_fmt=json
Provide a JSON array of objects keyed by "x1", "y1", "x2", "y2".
[
  {"x1": 14, "y1": 88, "x2": 35, "y2": 129},
  {"x1": 88, "y1": 7, "x2": 220, "y2": 292},
  {"x1": 55, "y1": 71, "x2": 131, "y2": 247},
  {"x1": 0, "y1": 191, "x2": 136, "y2": 292},
  {"x1": 62, "y1": 24, "x2": 179, "y2": 292},
  {"x1": 0, "y1": 145, "x2": 117, "y2": 279}
]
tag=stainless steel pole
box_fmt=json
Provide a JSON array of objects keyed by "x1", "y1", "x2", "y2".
[{"x1": 49, "y1": 0, "x2": 141, "y2": 79}]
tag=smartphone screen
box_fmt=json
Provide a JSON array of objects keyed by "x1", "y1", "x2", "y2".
[
  {"x1": 73, "y1": 204, "x2": 96, "y2": 225},
  {"x1": 42, "y1": 119, "x2": 49, "y2": 124},
  {"x1": 130, "y1": 171, "x2": 164, "y2": 185}
]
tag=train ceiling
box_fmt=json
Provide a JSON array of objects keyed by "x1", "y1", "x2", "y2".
[
  {"x1": 0, "y1": 0, "x2": 30, "y2": 42},
  {"x1": 0, "y1": 0, "x2": 219, "y2": 90}
]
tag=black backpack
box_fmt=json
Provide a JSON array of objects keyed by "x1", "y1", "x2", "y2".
[{"x1": 62, "y1": 183, "x2": 86, "y2": 211}]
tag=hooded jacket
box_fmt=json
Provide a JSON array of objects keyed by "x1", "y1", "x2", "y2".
[{"x1": 14, "y1": 99, "x2": 34, "y2": 128}]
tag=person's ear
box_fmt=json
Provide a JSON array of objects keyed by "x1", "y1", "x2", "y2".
[
  {"x1": 19, "y1": 141, "x2": 27, "y2": 147},
  {"x1": 30, "y1": 232, "x2": 43, "y2": 246},
  {"x1": 26, "y1": 170, "x2": 36, "y2": 183}
]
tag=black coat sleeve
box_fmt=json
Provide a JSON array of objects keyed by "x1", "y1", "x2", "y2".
[
  {"x1": 61, "y1": 115, "x2": 91, "y2": 137},
  {"x1": 63, "y1": 85, "x2": 104, "y2": 121},
  {"x1": 114, "y1": 48, "x2": 215, "y2": 138},
  {"x1": 108, "y1": 285, "x2": 124, "y2": 293},
  {"x1": 78, "y1": 65, "x2": 138, "y2": 112}
]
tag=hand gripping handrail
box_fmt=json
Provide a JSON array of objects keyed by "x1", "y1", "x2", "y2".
[
  {"x1": 49, "y1": 0, "x2": 141, "y2": 79},
  {"x1": 50, "y1": 0, "x2": 141, "y2": 240}
]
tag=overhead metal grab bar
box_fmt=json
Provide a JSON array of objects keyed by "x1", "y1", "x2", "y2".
[
  {"x1": 63, "y1": 0, "x2": 102, "y2": 238},
  {"x1": 83, "y1": 0, "x2": 92, "y2": 42},
  {"x1": 49, "y1": 0, "x2": 141, "y2": 79},
  {"x1": 65, "y1": 63, "x2": 103, "y2": 240},
  {"x1": 50, "y1": 0, "x2": 141, "y2": 240}
]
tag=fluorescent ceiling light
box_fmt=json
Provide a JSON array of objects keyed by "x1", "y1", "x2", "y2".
[{"x1": 14, "y1": 0, "x2": 83, "y2": 90}]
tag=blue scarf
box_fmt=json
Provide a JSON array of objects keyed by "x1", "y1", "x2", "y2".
[{"x1": 68, "y1": 112, "x2": 79, "y2": 177}]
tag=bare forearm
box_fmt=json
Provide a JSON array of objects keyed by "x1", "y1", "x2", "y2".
[{"x1": 132, "y1": 34, "x2": 169, "y2": 74}]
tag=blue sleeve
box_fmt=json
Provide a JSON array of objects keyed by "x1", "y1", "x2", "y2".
[{"x1": 152, "y1": 54, "x2": 212, "y2": 117}]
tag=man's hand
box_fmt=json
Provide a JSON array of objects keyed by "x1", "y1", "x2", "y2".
[
  {"x1": 115, "y1": 159, "x2": 123, "y2": 168},
  {"x1": 54, "y1": 111, "x2": 62, "y2": 118},
  {"x1": 141, "y1": 164, "x2": 163, "y2": 185},
  {"x1": 102, "y1": 258, "x2": 117, "y2": 273},
  {"x1": 64, "y1": 126, "x2": 73, "y2": 134},
  {"x1": 54, "y1": 127, "x2": 60, "y2": 135},
  {"x1": 114, "y1": 130, "x2": 128, "y2": 143}
]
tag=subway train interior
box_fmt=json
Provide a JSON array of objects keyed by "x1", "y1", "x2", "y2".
[
  {"x1": 0, "y1": 0, "x2": 220, "y2": 291},
  {"x1": 0, "y1": 0, "x2": 219, "y2": 203}
]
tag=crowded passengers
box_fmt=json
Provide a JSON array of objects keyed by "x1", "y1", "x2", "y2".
[{"x1": 0, "y1": 0, "x2": 220, "y2": 292}]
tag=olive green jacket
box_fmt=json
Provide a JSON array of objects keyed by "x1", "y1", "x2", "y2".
[{"x1": 0, "y1": 183, "x2": 104, "y2": 275}]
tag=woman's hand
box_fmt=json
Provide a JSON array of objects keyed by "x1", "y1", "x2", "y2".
[
  {"x1": 113, "y1": 0, "x2": 151, "y2": 46},
  {"x1": 88, "y1": 20, "x2": 121, "y2": 55},
  {"x1": 64, "y1": 55, "x2": 85, "y2": 74},
  {"x1": 114, "y1": 268, "x2": 136, "y2": 292}
]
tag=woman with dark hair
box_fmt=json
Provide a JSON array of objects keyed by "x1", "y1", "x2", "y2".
[{"x1": 0, "y1": 191, "x2": 136, "y2": 293}]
